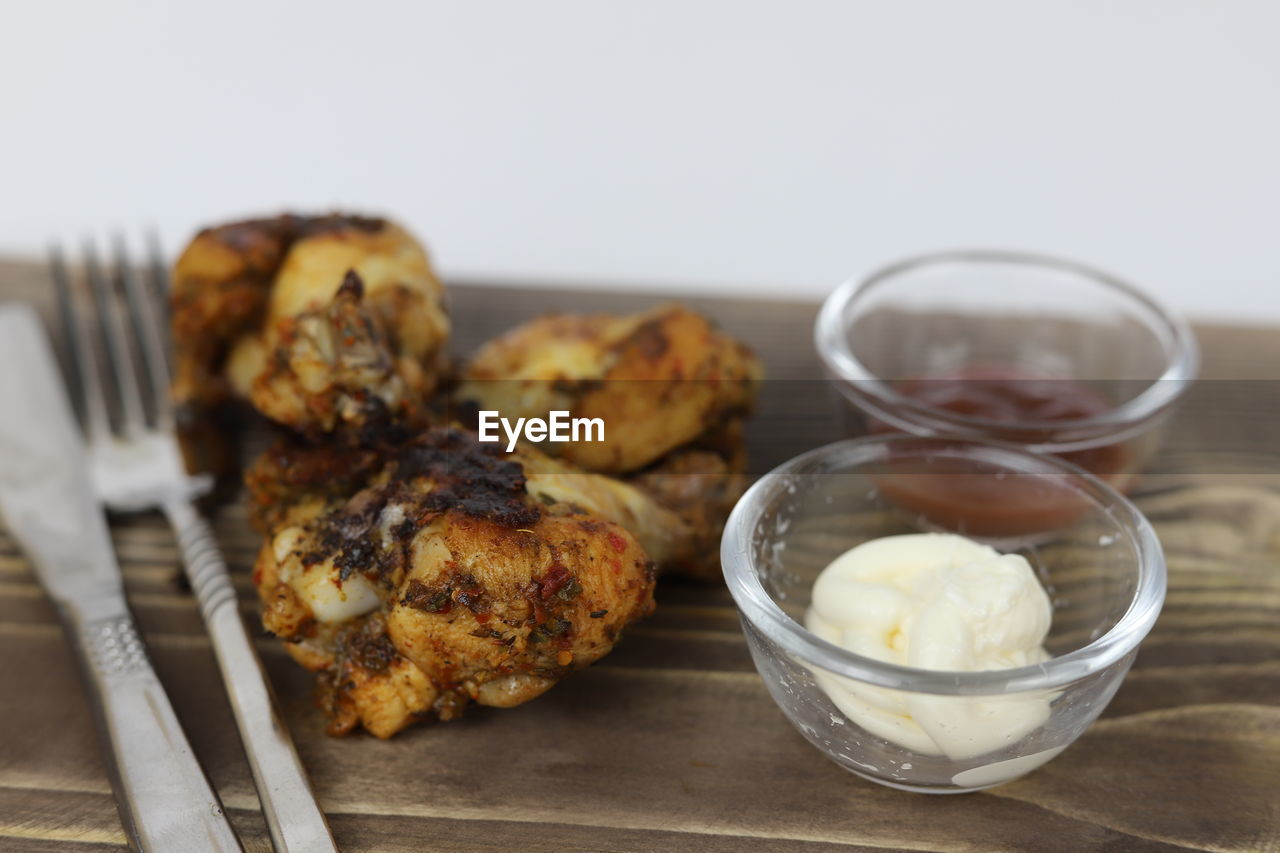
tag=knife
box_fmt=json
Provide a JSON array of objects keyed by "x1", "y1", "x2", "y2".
[{"x1": 0, "y1": 304, "x2": 244, "y2": 852}]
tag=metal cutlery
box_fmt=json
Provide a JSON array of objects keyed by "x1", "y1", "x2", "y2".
[
  {"x1": 49, "y1": 236, "x2": 338, "y2": 853},
  {"x1": 0, "y1": 303, "x2": 244, "y2": 852}
]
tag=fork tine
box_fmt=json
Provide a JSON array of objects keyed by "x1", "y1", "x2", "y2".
[
  {"x1": 144, "y1": 228, "x2": 170, "y2": 312},
  {"x1": 86, "y1": 237, "x2": 146, "y2": 437},
  {"x1": 114, "y1": 234, "x2": 173, "y2": 429},
  {"x1": 50, "y1": 243, "x2": 111, "y2": 442}
]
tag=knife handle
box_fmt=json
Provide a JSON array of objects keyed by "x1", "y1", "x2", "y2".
[
  {"x1": 164, "y1": 498, "x2": 338, "y2": 853},
  {"x1": 61, "y1": 601, "x2": 245, "y2": 853}
]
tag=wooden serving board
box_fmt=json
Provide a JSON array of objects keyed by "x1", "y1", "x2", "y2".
[{"x1": 0, "y1": 259, "x2": 1276, "y2": 853}]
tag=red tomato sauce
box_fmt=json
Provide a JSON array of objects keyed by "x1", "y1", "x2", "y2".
[{"x1": 870, "y1": 365, "x2": 1131, "y2": 535}]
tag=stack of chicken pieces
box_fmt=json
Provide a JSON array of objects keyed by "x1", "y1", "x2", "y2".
[{"x1": 169, "y1": 214, "x2": 762, "y2": 737}]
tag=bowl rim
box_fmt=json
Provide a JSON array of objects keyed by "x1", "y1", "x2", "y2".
[
  {"x1": 721, "y1": 434, "x2": 1168, "y2": 695},
  {"x1": 814, "y1": 249, "x2": 1201, "y2": 439}
]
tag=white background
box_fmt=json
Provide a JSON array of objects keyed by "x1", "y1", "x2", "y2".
[{"x1": 2, "y1": 0, "x2": 1278, "y2": 323}]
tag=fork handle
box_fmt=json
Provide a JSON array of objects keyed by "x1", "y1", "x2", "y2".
[
  {"x1": 61, "y1": 599, "x2": 245, "y2": 853},
  {"x1": 163, "y1": 499, "x2": 338, "y2": 853}
]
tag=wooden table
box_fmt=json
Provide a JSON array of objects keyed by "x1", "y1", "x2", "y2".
[{"x1": 0, "y1": 259, "x2": 1276, "y2": 852}]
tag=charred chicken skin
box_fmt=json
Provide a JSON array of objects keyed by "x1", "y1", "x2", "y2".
[
  {"x1": 170, "y1": 213, "x2": 449, "y2": 442},
  {"x1": 250, "y1": 426, "x2": 657, "y2": 738}
]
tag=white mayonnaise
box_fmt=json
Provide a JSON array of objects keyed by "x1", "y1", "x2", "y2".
[{"x1": 805, "y1": 533, "x2": 1054, "y2": 760}]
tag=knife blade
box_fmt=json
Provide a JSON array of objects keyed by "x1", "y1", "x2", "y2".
[
  {"x1": 0, "y1": 304, "x2": 118, "y2": 603},
  {"x1": 0, "y1": 303, "x2": 243, "y2": 852}
]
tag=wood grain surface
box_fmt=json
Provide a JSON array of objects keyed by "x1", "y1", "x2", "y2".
[{"x1": 0, "y1": 259, "x2": 1276, "y2": 853}]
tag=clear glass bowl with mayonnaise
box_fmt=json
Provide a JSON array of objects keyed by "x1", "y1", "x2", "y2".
[{"x1": 721, "y1": 435, "x2": 1166, "y2": 793}]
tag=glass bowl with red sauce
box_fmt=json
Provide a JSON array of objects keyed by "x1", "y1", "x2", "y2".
[{"x1": 815, "y1": 250, "x2": 1198, "y2": 529}]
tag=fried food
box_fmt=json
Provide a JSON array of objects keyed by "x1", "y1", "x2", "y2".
[
  {"x1": 456, "y1": 304, "x2": 761, "y2": 473},
  {"x1": 249, "y1": 426, "x2": 658, "y2": 737},
  {"x1": 456, "y1": 304, "x2": 762, "y2": 579},
  {"x1": 171, "y1": 211, "x2": 765, "y2": 735},
  {"x1": 170, "y1": 213, "x2": 448, "y2": 441}
]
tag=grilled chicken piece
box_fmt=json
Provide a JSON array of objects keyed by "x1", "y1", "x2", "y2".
[
  {"x1": 456, "y1": 305, "x2": 761, "y2": 578},
  {"x1": 456, "y1": 304, "x2": 761, "y2": 473},
  {"x1": 170, "y1": 213, "x2": 448, "y2": 444},
  {"x1": 250, "y1": 426, "x2": 657, "y2": 737}
]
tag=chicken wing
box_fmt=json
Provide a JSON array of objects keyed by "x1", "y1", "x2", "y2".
[
  {"x1": 456, "y1": 304, "x2": 761, "y2": 473},
  {"x1": 250, "y1": 426, "x2": 657, "y2": 737},
  {"x1": 456, "y1": 304, "x2": 762, "y2": 579},
  {"x1": 170, "y1": 213, "x2": 449, "y2": 445}
]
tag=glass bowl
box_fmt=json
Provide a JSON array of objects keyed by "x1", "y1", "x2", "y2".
[
  {"x1": 720, "y1": 435, "x2": 1166, "y2": 793},
  {"x1": 814, "y1": 250, "x2": 1199, "y2": 492}
]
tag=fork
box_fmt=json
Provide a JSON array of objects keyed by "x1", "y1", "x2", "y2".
[{"x1": 51, "y1": 236, "x2": 338, "y2": 853}]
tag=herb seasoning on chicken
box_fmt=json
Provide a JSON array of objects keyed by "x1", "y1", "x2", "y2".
[{"x1": 251, "y1": 427, "x2": 657, "y2": 737}]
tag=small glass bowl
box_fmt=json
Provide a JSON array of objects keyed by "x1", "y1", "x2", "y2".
[
  {"x1": 721, "y1": 435, "x2": 1166, "y2": 793},
  {"x1": 814, "y1": 250, "x2": 1200, "y2": 491}
]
